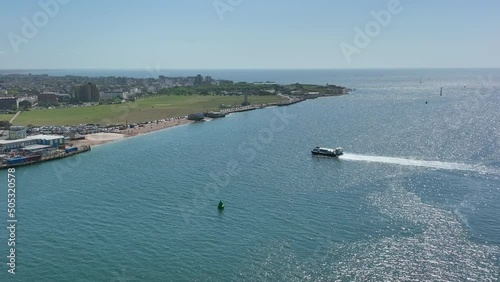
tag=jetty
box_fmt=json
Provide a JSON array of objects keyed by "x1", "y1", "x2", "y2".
[
  {"x1": 0, "y1": 145, "x2": 91, "y2": 169},
  {"x1": 218, "y1": 93, "x2": 341, "y2": 115}
]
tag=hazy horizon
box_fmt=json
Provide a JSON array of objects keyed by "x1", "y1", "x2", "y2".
[{"x1": 2, "y1": 67, "x2": 500, "y2": 71}]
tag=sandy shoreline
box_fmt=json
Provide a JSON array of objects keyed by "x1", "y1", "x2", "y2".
[
  {"x1": 70, "y1": 132, "x2": 126, "y2": 147},
  {"x1": 70, "y1": 97, "x2": 312, "y2": 147},
  {"x1": 71, "y1": 118, "x2": 193, "y2": 147}
]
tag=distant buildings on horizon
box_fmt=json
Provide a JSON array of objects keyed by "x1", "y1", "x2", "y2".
[{"x1": 0, "y1": 73, "x2": 247, "y2": 111}]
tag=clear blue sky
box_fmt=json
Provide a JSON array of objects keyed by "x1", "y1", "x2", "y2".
[{"x1": 0, "y1": 0, "x2": 499, "y2": 69}]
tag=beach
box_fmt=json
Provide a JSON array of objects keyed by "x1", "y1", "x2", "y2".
[
  {"x1": 71, "y1": 118, "x2": 193, "y2": 147},
  {"x1": 119, "y1": 118, "x2": 192, "y2": 137},
  {"x1": 71, "y1": 132, "x2": 126, "y2": 147},
  {"x1": 70, "y1": 98, "x2": 309, "y2": 147}
]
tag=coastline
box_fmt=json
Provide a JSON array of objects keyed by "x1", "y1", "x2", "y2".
[
  {"x1": 69, "y1": 99, "x2": 299, "y2": 147},
  {"x1": 71, "y1": 118, "x2": 194, "y2": 147},
  {"x1": 69, "y1": 94, "x2": 346, "y2": 148}
]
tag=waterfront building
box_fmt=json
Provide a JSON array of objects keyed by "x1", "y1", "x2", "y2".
[
  {"x1": 0, "y1": 134, "x2": 65, "y2": 152},
  {"x1": 0, "y1": 138, "x2": 37, "y2": 151},
  {"x1": 9, "y1": 126, "x2": 27, "y2": 140},
  {"x1": 28, "y1": 134, "x2": 65, "y2": 147},
  {"x1": 187, "y1": 113, "x2": 205, "y2": 121}
]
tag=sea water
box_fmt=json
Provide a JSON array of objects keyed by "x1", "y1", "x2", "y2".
[{"x1": 0, "y1": 68, "x2": 499, "y2": 281}]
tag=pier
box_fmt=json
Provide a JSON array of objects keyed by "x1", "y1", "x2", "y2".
[{"x1": 0, "y1": 145, "x2": 91, "y2": 169}]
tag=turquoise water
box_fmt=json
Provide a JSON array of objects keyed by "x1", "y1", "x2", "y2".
[{"x1": 1, "y1": 69, "x2": 499, "y2": 281}]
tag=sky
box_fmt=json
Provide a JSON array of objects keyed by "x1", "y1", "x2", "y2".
[{"x1": 0, "y1": 0, "x2": 499, "y2": 69}]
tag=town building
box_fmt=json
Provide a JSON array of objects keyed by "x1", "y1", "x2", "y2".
[
  {"x1": 17, "y1": 95, "x2": 38, "y2": 105},
  {"x1": 0, "y1": 97, "x2": 17, "y2": 111},
  {"x1": 37, "y1": 93, "x2": 58, "y2": 105},
  {"x1": 146, "y1": 86, "x2": 158, "y2": 93},
  {"x1": 204, "y1": 76, "x2": 213, "y2": 84},
  {"x1": 129, "y1": 88, "x2": 142, "y2": 94},
  {"x1": 99, "y1": 91, "x2": 124, "y2": 100},
  {"x1": 194, "y1": 74, "x2": 203, "y2": 86},
  {"x1": 55, "y1": 93, "x2": 72, "y2": 103},
  {"x1": 122, "y1": 92, "x2": 132, "y2": 100},
  {"x1": 72, "y1": 83, "x2": 99, "y2": 102}
]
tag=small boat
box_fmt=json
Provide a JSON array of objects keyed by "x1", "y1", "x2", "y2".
[
  {"x1": 440, "y1": 87, "x2": 443, "y2": 96},
  {"x1": 311, "y1": 146, "x2": 343, "y2": 157}
]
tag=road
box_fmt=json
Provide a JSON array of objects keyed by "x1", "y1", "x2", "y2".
[{"x1": 9, "y1": 111, "x2": 21, "y2": 123}]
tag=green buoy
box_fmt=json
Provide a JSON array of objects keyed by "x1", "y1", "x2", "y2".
[{"x1": 218, "y1": 200, "x2": 225, "y2": 210}]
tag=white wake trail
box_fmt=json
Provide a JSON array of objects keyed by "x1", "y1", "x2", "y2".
[{"x1": 340, "y1": 153, "x2": 498, "y2": 174}]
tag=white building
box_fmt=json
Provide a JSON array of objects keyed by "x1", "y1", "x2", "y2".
[
  {"x1": 0, "y1": 134, "x2": 65, "y2": 151},
  {"x1": 130, "y1": 88, "x2": 142, "y2": 94},
  {"x1": 163, "y1": 79, "x2": 174, "y2": 88},
  {"x1": 122, "y1": 92, "x2": 132, "y2": 100},
  {"x1": 99, "y1": 91, "x2": 124, "y2": 100},
  {"x1": 147, "y1": 86, "x2": 158, "y2": 93}
]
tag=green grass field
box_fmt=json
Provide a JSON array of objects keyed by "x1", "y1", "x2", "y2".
[{"x1": 0, "y1": 95, "x2": 286, "y2": 126}]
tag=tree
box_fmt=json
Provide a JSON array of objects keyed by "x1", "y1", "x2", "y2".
[
  {"x1": 19, "y1": 100, "x2": 32, "y2": 110},
  {"x1": 38, "y1": 101, "x2": 51, "y2": 108},
  {"x1": 0, "y1": 120, "x2": 12, "y2": 129}
]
